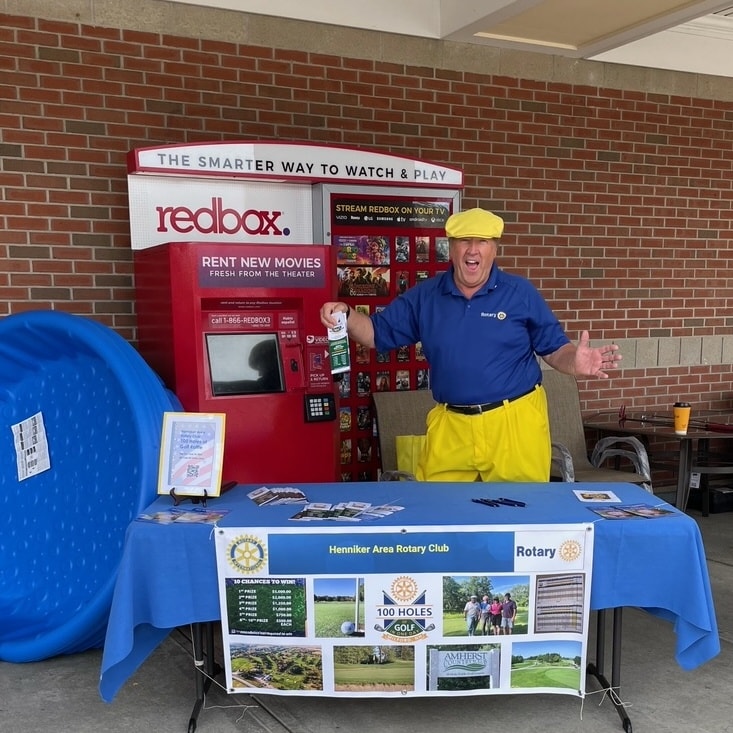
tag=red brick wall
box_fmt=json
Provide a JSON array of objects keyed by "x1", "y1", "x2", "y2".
[{"x1": 1, "y1": 12, "x2": 733, "y2": 416}]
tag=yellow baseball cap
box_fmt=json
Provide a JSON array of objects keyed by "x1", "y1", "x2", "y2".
[{"x1": 445, "y1": 208, "x2": 504, "y2": 240}]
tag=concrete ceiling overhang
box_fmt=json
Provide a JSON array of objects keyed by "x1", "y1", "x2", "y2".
[
  {"x1": 167, "y1": 0, "x2": 733, "y2": 76},
  {"x1": 440, "y1": 0, "x2": 733, "y2": 57}
]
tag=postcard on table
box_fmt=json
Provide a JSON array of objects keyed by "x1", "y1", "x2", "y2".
[
  {"x1": 588, "y1": 506, "x2": 645, "y2": 520},
  {"x1": 290, "y1": 502, "x2": 334, "y2": 521},
  {"x1": 248, "y1": 486, "x2": 308, "y2": 506},
  {"x1": 573, "y1": 489, "x2": 621, "y2": 503},
  {"x1": 619, "y1": 503, "x2": 676, "y2": 518}
]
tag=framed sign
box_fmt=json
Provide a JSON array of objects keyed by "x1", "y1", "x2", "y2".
[{"x1": 157, "y1": 412, "x2": 226, "y2": 497}]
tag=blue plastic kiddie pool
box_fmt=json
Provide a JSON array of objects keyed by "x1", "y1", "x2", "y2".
[{"x1": 0, "y1": 311, "x2": 181, "y2": 662}]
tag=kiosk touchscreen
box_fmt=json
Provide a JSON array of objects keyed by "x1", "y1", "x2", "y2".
[
  {"x1": 134, "y1": 242, "x2": 340, "y2": 485},
  {"x1": 205, "y1": 332, "x2": 285, "y2": 396}
]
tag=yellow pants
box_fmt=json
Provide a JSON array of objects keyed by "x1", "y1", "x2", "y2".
[{"x1": 416, "y1": 385, "x2": 551, "y2": 482}]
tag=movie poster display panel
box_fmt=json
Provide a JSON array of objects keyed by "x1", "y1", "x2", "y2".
[{"x1": 316, "y1": 187, "x2": 460, "y2": 481}]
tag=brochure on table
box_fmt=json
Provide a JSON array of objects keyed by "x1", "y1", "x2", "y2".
[{"x1": 214, "y1": 522, "x2": 594, "y2": 698}]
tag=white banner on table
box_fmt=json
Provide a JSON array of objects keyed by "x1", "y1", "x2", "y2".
[{"x1": 214, "y1": 523, "x2": 594, "y2": 698}]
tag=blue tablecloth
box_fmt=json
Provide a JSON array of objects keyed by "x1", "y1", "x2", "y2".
[{"x1": 99, "y1": 481, "x2": 719, "y2": 702}]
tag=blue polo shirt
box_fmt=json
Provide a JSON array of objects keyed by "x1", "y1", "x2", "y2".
[{"x1": 371, "y1": 265, "x2": 569, "y2": 404}]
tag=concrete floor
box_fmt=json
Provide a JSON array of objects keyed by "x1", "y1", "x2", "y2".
[{"x1": 1, "y1": 505, "x2": 731, "y2": 733}]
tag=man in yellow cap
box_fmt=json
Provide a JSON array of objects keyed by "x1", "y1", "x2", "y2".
[{"x1": 320, "y1": 207, "x2": 621, "y2": 482}]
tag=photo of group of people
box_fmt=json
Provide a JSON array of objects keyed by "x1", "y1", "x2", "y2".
[
  {"x1": 461, "y1": 593, "x2": 519, "y2": 637},
  {"x1": 444, "y1": 576, "x2": 529, "y2": 638}
]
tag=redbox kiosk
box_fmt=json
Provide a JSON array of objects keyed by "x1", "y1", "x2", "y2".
[
  {"x1": 127, "y1": 141, "x2": 464, "y2": 484},
  {"x1": 134, "y1": 241, "x2": 340, "y2": 484}
]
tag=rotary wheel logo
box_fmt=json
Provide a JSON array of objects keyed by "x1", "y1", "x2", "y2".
[
  {"x1": 497, "y1": 311, "x2": 507, "y2": 320},
  {"x1": 227, "y1": 534, "x2": 267, "y2": 574},
  {"x1": 559, "y1": 539, "x2": 581, "y2": 562},
  {"x1": 391, "y1": 576, "x2": 418, "y2": 603}
]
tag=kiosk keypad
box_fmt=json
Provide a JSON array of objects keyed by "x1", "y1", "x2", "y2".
[{"x1": 304, "y1": 393, "x2": 336, "y2": 422}]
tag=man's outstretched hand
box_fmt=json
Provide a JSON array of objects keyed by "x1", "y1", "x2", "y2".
[{"x1": 575, "y1": 330, "x2": 621, "y2": 378}]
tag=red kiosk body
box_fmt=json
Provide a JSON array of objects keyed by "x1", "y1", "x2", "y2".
[{"x1": 134, "y1": 242, "x2": 339, "y2": 484}]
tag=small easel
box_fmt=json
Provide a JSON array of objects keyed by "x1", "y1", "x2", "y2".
[{"x1": 169, "y1": 480, "x2": 238, "y2": 507}]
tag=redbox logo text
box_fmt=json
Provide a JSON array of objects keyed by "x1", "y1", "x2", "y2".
[{"x1": 156, "y1": 197, "x2": 289, "y2": 235}]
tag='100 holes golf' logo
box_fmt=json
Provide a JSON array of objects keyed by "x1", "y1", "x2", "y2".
[{"x1": 375, "y1": 576, "x2": 434, "y2": 642}]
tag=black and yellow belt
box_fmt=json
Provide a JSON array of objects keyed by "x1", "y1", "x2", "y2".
[{"x1": 445, "y1": 385, "x2": 537, "y2": 415}]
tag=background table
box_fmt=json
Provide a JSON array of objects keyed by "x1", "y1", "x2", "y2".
[
  {"x1": 583, "y1": 412, "x2": 733, "y2": 513},
  {"x1": 99, "y1": 481, "x2": 719, "y2": 706}
]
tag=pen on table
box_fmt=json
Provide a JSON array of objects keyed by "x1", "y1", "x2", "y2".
[
  {"x1": 471, "y1": 498, "x2": 499, "y2": 507},
  {"x1": 496, "y1": 497, "x2": 526, "y2": 507}
]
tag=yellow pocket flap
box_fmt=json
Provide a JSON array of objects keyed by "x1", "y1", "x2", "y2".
[{"x1": 395, "y1": 434, "x2": 426, "y2": 475}]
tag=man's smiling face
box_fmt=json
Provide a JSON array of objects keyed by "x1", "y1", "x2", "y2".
[{"x1": 449, "y1": 237, "x2": 498, "y2": 297}]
